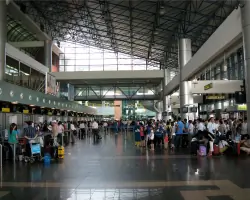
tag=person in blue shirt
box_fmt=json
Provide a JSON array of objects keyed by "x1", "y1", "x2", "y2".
[
  {"x1": 175, "y1": 117, "x2": 184, "y2": 149},
  {"x1": 8, "y1": 123, "x2": 19, "y2": 159}
]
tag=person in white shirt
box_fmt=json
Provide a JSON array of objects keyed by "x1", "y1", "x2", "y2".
[
  {"x1": 188, "y1": 120, "x2": 194, "y2": 145},
  {"x1": 103, "y1": 121, "x2": 108, "y2": 134},
  {"x1": 241, "y1": 117, "x2": 248, "y2": 136},
  {"x1": 57, "y1": 121, "x2": 64, "y2": 145},
  {"x1": 70, "y1": 122, "x2": 76, "y2": 143},
  {"x1": 149, "y1": 127, "x2": 155, "y2": 151},
  {"x1": 92, "y1": 121, "x2": 101, "y2": 140},
  {"x1": 171, "y1": 122, "x2": 176, "y2": 149},
  {"x1": 92, "y1": 121, "x2": 98, "y2": 129},
  {"x1": 79, "y1": 121, "x2": 85, "y2": 139},
  {"x1": 197, "y1": 119, "x2": 205, "y2": 132},
  {"x1": 207, "y1": 117, "x2": 216, "y2": 135}
]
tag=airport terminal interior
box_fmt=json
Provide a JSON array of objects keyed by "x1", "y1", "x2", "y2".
[{"x1": 1, "y1": 0, "x2": 250, "y2": 199}]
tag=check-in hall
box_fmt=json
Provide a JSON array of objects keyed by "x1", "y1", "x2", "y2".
[{"x1": 1, "y1": 1, "x2": 250, "y2": 200}]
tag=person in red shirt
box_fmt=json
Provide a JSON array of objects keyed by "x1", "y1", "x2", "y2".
[{"x1": 140, "y1": 122, "x2": 145, "y2": 147}]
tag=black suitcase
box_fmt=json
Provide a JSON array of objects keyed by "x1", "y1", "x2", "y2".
[{"x1": 191, "y1": 141, "x2": 198, "y2": 155}]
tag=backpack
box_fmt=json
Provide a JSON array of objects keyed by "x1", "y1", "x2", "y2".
[{"x1": 166, "y1": 126, "x2": 171, "y2": 134}]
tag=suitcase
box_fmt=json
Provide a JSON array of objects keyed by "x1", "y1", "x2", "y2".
[
  {"x1": 213, "y1": 144, "x2": 220, "y2": 155},
  {"x1": 199, "y1": 145, "x2": 207, "y2": 156},
  {"x1": 191, "y1": 141, "x2": 198, "y2": 155}
]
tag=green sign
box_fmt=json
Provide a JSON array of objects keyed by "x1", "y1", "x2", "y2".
[
  {"x1": 204, "y1": 83, "x2": 213, "y2": 90},
  {"x1": 237, "y1": 104, "x2": 247, "y2": 111}
]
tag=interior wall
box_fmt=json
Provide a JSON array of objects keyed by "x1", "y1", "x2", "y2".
[{"x1": 114, "y1": 100, "x2": 122, "y2": 120}]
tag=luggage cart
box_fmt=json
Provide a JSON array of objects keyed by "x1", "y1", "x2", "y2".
[{"x1": 24, "y1": 139, "x2": 42, "y2": 163}]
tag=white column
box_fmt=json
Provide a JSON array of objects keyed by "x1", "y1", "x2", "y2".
[
  {"x1": 163, "y1": 68, "x2": 172, "y2": 120},
  {"x1": 179, "y1": 38, "x2": 193, "y2": 119},
  {"x1": 0, "y1": 1, "x2": 6, "y2": 81},
  {"x1": 241, "y1": 0, "x2": 250, "y2": 132}
]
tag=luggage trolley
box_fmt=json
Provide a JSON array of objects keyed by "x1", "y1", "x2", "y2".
[{"x1": 24, "y1": 138, "x2": 43, "y2": 163}]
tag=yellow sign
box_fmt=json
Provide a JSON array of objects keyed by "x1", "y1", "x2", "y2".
[
  {"x1": 48, "y1": 112, "x2": 52, "y2": 116},
  {"x1": 237, "y1": 104, "x2": 247, "y2": 111},
  {"x1": 206, "y1": 95, "x2": 225, "y2": 100},
  {"x1": 2, "y1": 108, "x2": 10, "y2": 113},
  {"x1": 23, "y1": 110, "x2": 29, "y2": 114},
  {"x1": 204, "y1": 83, "x2": 213, "y2": 90}
]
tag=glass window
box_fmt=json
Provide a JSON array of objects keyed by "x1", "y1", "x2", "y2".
[
  {"x1": 89, "y1": 59, "x2": 103, "y2": 66},
  {"x1": 76, "y1": 59, "x2": 89, "y2": 66},
  {"x1": 103, "y1": 65, "x2": 117, "y2": 71},
  {"x1": 118, "y1": 64, "x2": 132, "y2": 70},
  {"x1": 76, "y1": 66, "x2": 89, "y2": 71},
  {"x1": 65, "y1": 66, "x2": 75, "y2": 71},
  {"x1": 90, "y1": 65, "x2": 105, "y2": 71},
  {"x1": 133, "y1": 65, "x2": 146, "y2": 70},
  {"x1": 205, "y1": 70, "x2": 210, "y2": 80}
]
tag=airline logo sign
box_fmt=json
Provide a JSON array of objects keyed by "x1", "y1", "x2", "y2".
[
  {"x1": 204, "y1": 83, "x2": 213, "y2": 90},
  {"x1": 205, "y1": 95, "x2": 225, "y2": 100}
]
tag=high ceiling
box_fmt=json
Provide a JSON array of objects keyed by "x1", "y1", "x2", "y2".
[{"x1": 11, "y1": 0, "x2": 239, "y2": 69}]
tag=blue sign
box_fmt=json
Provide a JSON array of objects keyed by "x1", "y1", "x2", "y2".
[{"x1": 31, "y1": 144, "x2": 41, "y2": 154}]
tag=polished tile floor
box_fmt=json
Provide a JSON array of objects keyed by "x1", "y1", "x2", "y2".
[{"x1": 1, "y1": 132, "x2": 250, "y2": 199}]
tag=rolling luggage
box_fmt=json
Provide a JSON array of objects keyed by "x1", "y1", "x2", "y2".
[
  {"x1": 191, "y1": 140, "x2": 198, "y2": 155},
  {"x1": 213, "y1": 144, "x2": 220, "y2": 155},
  {"x1": 199, "y1": 145, "x2": 207, "y2": 156}
]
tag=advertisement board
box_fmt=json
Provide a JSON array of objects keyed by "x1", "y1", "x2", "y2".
[{"x1": 46, "y1": 73, "x2": 59, "y2": 96}]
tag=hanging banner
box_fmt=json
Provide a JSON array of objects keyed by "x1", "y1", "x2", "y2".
[{"x1": 46, "y1": 73, "x2": 60, "y2": 96}]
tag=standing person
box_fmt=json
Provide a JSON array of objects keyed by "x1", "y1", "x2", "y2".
[
  {"x1": 8, "y1": 123, "x2": 19, "y2": 160},
  {"x1": 51, "y1": 120, "x2": 58, "y2": 144},
  {"x1": 241, "y1": 117, "x2": 248, "y2": 136},
  {"x1": 70, "y1": 122, "x2": 76, "y2": 144},
  {"x1": 57, "y1": 121, "x2": 64, "y2": 145},
  {"x1": 188, "y1": 120, "x2": 194, "y2": 145},
  {"x1": 103, "y1": 121, "x2": 108, "y2": 134},
  {"x1": 92, "y1": 120, "x2": 101, "y2": 140},
  {"x1": 139, "y1": 123, "x2": 145, "y2": 147},
  {"x1": 170, "y1": 122, "x2": 176, "y2": 149},
  {"x1": 24, "y1": 121, "x2": 38, "y2": 157},
  {"x1": 207, "y1": 117, "x2": 216, "y2": 135},
  {"x1": 149, "y1": 126, "x2": 155, "y2": 151},
  {"x1": 79, "y1": 121, "x2": 85, "y2": 139},
  {"x1": 175, "y1": 117, "x2": 184, "y2": 149}
]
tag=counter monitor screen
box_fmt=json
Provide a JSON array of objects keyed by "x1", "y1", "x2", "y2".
[
  {"x1": 190, "y1": 107, "x2": 197, "y2": 112},
  {"x1": 182, "y1": 107, "x2": 188, "y2": 113}
]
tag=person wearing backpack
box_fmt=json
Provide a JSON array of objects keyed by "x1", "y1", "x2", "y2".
[{"x1": 166, "y1": 122, "x2": 172, "y2": 136}]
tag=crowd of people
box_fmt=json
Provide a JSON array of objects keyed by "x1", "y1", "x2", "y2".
[
  {"x1": 131, "y1": 116, "x2": 250, "y2": 156},
  {"x1": 5, "y1": 116, "x2": 250, "y2": 160}
]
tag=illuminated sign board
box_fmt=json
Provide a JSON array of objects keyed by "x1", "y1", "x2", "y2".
[
  {"x1": 23, "y1": 110, "x2": 29, "y2": 114},
  {"x1": 2, "y1": 108, "x2": 10, "y2": 113},
  {"x1": 182, "y1": 107, "x2": 188, "y2": 113},
  {"x1": 204, "y1": 83, "x2": 213, "y2": 90},
  {"x1": 237, "y1": 104, "x2": 247, "y2": 111},
  {"x1": 162, "y1": 112, "x2": 168, "y2": 116},
  {"x1": 190, "y1": 107, "x2": 198, "y2": 112},
  {"x1": 205, "y1": 95, "x2": 225, "y2": 100}
]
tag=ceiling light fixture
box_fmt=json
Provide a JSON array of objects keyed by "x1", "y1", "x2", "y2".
[{"x1": 159, "y1": 6, "x2": 165, "y2": 16}]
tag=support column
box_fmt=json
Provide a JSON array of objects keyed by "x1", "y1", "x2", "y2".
[
  {"x1": 163, "y1": 68, "x2": 171, "y2": 121},
  {"x1": 156, "y1": 101, "x2": 162, "y2": 121},
  {"x1": 179, "y1": 38, "x2": 193, "y2": 119},
  {"x1": 44, "y1": 40, "x2": 52, "y2": 71},
  {"x1": 0, "y1": 1, "x2": 7, "y2": 81},
  {"x1": 241, "y1": 0, "x2": 250, "y2": 132}
]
